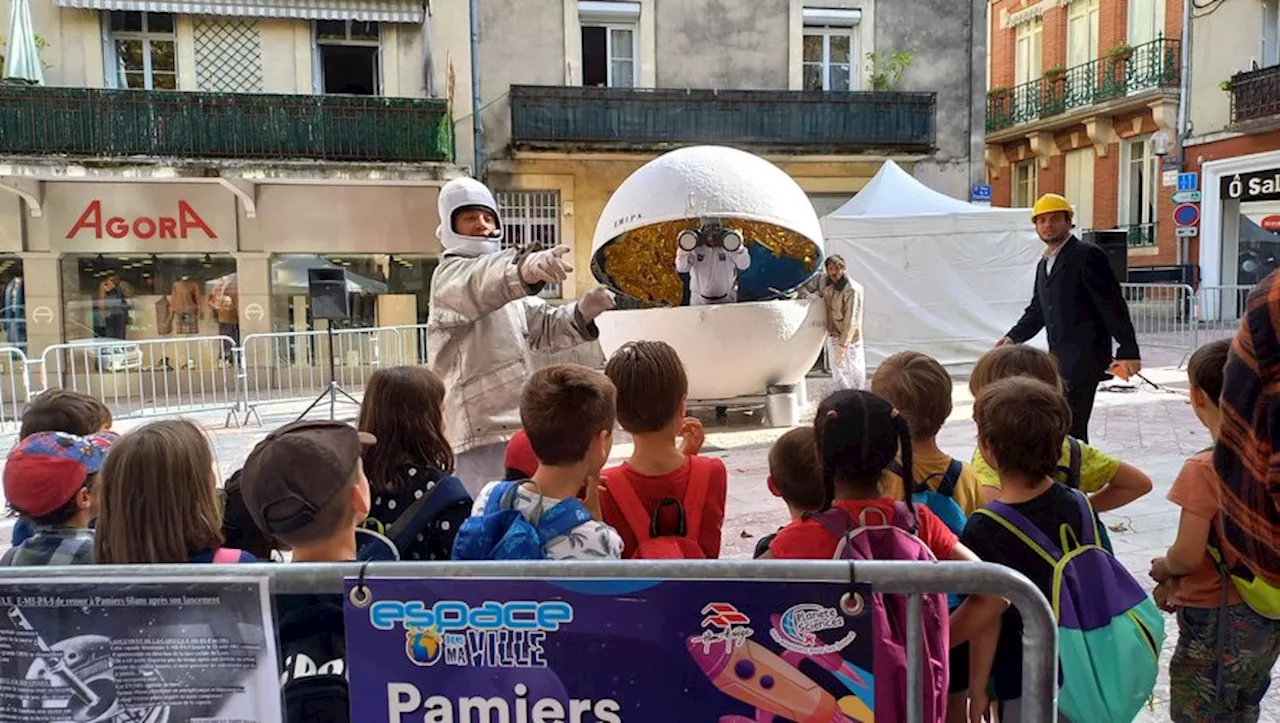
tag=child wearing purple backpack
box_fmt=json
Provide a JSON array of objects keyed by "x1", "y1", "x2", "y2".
[{"x1": 762, "y1": 390, "x2": 1005, "y2": 723}]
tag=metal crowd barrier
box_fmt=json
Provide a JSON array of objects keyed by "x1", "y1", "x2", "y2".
[
  {"x1": 1120, "y1": 282, "x2": 1196, "y2": 367},
  {"x1": 38, "y1": 336, "x2": 239, "y2": 421},
  {"x1": 0, "y1": 346, "x2": 30, "y2": 435},
  {"x1": 1194, "y1": 284, "x2": 1253, "y2": 347},
  {"x1": 0, "y1": 559, "x2": 1061, "y2": 723}
]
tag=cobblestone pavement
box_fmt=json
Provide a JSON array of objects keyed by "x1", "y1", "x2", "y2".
[{"x1": 0, "y1": 364, "x2": 1273, "y2": 721}]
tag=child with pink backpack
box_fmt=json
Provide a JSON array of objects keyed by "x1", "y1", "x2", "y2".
[{"x1": 761, "y1": 390, "x2": 1005, "y2": 723}]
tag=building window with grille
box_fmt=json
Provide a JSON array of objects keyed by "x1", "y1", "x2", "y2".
[
  {"x1": 1014, "y1": 18, "x2": 1043, "y2": 86},
  {"x1": 314, "y1": 20, "x2": 380, "y2": 95},
  {"x1": 105, "y1": 12, "x2": 177, "y2": 90},
  {"x1": 1012, "y1": 160, "x2": 1038, "y2": 208},
  {"x1": 802, "y1": 8, "x2": 861, "y2": 91},
  {"x1": 1119, "y1": 137, "x2": 1159, "y2": 247},
  {"x1": 497, "y1": 191, "x2": 563, "y2": 299},
  {"x1": 579, "y1": 1, "x2": 639, "y2": 87}
]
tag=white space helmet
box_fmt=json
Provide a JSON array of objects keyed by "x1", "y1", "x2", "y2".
[{"x1": 436, "y1": 177, "x2": 504, "y2": 256}]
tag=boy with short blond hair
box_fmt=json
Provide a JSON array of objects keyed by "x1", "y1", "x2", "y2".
[
  {"x1": 600, "y1": 341, "x2": 727, "y2": 558},
  {"x1": 871, "y1": 350, "x2": 984, "y2": 516}
]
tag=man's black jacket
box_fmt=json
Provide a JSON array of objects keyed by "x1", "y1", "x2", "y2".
[{"x1": 1007, "y1": 235, "x2": 1140, "y2": 383}]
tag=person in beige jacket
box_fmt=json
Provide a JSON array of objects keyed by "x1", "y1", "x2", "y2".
[
  {"x1": 427, "y1": 178, "x2": 615, "y2": 495},
  {"x1": 801, "y1": 254, "x2": 865, "y2": 390}
]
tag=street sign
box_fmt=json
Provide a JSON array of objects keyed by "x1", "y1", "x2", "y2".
[
  {"x1": 1176, "y1": 226, "x2": 1199, "y2": 237},
  {"x1": 1172, "y1": 191, "x2": 1201, "y2": 203},
  {"x1": 1162, "y1": 170, "x2": 1178, "y2": 187},
  {"x1": 1177, "y1": 172, "x2": 1200, "y2": 192},
  {"x1": 970, "y1": 184, "x2": 993, "y2": 202},
  {"x1": 1173, "y1": 203, "x2": 1201, "y2": 227}
]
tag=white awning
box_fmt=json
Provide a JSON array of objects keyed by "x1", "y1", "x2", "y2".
[{"x1": 52, "y1": 0, "x2": 424, "y2": 23}]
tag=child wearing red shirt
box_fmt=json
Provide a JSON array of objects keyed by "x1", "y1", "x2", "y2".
[{"x1": 599, "y1": 341, "x2": 727, "y2": 558}]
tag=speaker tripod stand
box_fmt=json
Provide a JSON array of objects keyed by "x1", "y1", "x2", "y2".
[{"x1": 297, "y1": 324, "x2": 360, "y2": 422}]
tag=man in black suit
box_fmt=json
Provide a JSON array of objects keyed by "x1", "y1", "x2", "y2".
[{"x1": 998, "y1": 193, "x2": 1141, "y2": 442}]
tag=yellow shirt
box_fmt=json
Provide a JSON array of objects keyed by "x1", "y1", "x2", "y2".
[
  {"x1": 970, "y1": 439, "x2": 1121, "y2": 493},
  {"x1": 882, "y1": 451, "x2": 986, "y2": 516}
]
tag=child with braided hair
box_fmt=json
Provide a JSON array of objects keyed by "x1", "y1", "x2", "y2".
[{"x1": 762, "y1": 390, "x2": 1005, "y2": 723}]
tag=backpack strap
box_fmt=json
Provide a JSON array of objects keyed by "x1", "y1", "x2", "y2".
[
  {"x1": 889, "y1": 501, "x2": 920, "y2": 535},
  {"x1": 486, "y1": 480, "x2": 522, "y2": 515},
  {"x1": 973, "y1": 503, "x2": 1062, "y2": 566},
  {"x1": 384, "y1": 472, "x2": 471, "y2": 550},
  {"x1": 1067, "y1": 487, "x2": 1099, "y2": 547},
  {"x1": 604, "y1": 472, "x2": 656, "y2": 544},
  {"x1": 680, "y1": 456, "x2": 714, "y2": 542},
  {"x1": 212, "y1": 548, "x2": 242, "y2": 564},
  {"x1": 935, "y1": 459, "x2": 965, "y2": 497},
  {"x1": 535, "y1": 498, "x2": 595, "y2": 542},
  {"x1": 1058, "y1": 436, "x2": 1083, "y2": 489}
]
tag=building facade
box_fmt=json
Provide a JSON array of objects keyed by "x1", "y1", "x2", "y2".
[
  {"x1": 1183, "y1": 0, "x2": 1280, "y2": 289},
  {"x1": 472, "y1": 0, "x2": 989, "y2": 301},
  {"x1": 984, "y1": 0, "x2": 1183, "y2": 271},
  {"x1": 0, "y1": 0, "x2": 472, "y2": 364}
]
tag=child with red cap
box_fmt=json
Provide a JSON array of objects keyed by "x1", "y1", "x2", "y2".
[
  {"x1": 2, "y1": 431, "x2": 115, "y2": 566},
  {"x1": 503, "y1": 429, "x2": 539, "y2": 481}
]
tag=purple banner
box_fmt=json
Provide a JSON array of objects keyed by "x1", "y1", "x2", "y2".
[{"x1": 344, "y1": 577, "x2": 875, "y2": 722}]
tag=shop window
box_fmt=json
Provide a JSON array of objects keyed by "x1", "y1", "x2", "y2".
[
  {"x1": 105, "y1": 11, "x2": 177, "y2": 90},
  {"x1": 497, "y1": 191, "x2": 562, "y2": 299},
  {"x1": 1119, "y1": 136, "x2": 1159, "y2": 246},
  {"x1": 802, "y1": 8, "x2": 861, "y2": 91},
  {"x1": 0, "y1": 257, "x2": 26, "y2": 354},
  {"x1": 579, "y1": 1, "x2": 638, "y2": 87},
  {"x1": 1014, "y1": 18, "x2": 1042, "y2": 85},
  {"x1": 315, "y1": 20, "x2": 381, "y2": 95},
  {"x1": 269, "y1": 254, "x2": 436, "y2": 333},
  {"x1": 1012, "y1": 160, "x2": 1038, "y2": 208},
  {"x1": 59, "y1": 253, "x2": 238, "y2": 353}
]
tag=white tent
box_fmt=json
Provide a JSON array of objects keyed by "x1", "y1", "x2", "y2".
[{"x1": 822, "y1": 161, "x2": 1046, "y2": 371}]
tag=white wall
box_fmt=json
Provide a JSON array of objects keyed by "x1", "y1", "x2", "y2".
[{"x1": 1188, "y1": 0, "x2": 1268, "y2": 138}]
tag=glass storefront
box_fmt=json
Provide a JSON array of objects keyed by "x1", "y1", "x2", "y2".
[
  {"x1": 60, "y1": 253, "x2": 238, "y2": 343},
  {"x1": 267, "y1": 254, "x2": 437, "y2": 333},
  {"x1": 0, "y1": 257, "x2": 26, "y2": 353},
  {"x1": 1235, "y1": 199, "x2": 1280, "y2": 285}
]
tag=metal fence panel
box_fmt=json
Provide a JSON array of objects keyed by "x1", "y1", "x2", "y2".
[
  {"x1": 0, "y1": 347, "x2": 29, "y2": 437},
  {"x1": 1120, "y1": 282, "x2": 1196, "y2": 367},
  {"x1": 0, "y1": 560, "x2": 1060, "y2": 723},
  {"x1": 38, "y1": 336, "x2": 238, "y2": 421},
  {"x1": 1195, "y1": 285, "x2": 1253, "y2": 347}
]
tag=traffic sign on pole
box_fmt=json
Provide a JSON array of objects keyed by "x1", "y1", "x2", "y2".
[
  {"x1": 1177, "y1": 172, "x2": 1200, "y2": 192},
  {"x1": 1173, "y1": 203, "x2": 1201, "y2": 227},
  {"x1": 1176, "y1": 226, "x2": 1199, "y2": 238},
  {"x1": 1172, "y1": 191, "x2": 1201, "y2": 204}
]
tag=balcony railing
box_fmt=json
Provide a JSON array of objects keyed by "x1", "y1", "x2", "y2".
[
  {"x1": 1230, "y1": 63, "x2": 1280, "y2": 125},
  {"x1": 1081, "y1": 223, "x2": 1157, "y2": 248},
  {"x1": 0, "y1": 86, "x2": 453, "y2": 163},
  {"x1": 509, "y1": 85, "x2": 936, "y2": 152},
  {"x1": 987, "y1": 37, "x2": 1180, "y2": 133}
]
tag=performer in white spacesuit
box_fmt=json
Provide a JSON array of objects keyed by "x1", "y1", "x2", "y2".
[
  {"x1": 427, "y1": 178, "x2": 615, "y2": 495},
  {"x1": 674, "y1": 222, "x2": 752, "y2": 305}
]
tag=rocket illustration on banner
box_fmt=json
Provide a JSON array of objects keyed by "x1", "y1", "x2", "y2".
[{"x1": 687, "y1": 613, "x2": 874, "y2": 723}]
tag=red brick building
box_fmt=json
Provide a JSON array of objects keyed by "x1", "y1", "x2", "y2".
[{"x1": 984, "y1": 0, "x2": 1184, "y2": 270}]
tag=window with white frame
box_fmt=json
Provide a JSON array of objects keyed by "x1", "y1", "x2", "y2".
[
  {"x1": 1119, "y1": 136, "x2": 1159, "y2": 234},
  {"x1": 1127, "y1": 0, "x2": 1165, "y2": 47},
  {"x1": 1063, "y1": 149, "x2": 1095, "y2": 231},
  {"x1": 105, "y1": 12, "x2": 177, "y2": 90},
  {"x1": 802, "y1": 8, "x2": 862, "y2": 91},
  {"x1": 315, "y1": 20, "x2": 380, "y2": 95},
  {"x1": 496, "y1": 191, "x2": 563, "y2": 299},
  {"x1": 1066, "y1": 0, "x2": 1099, "y2": 67},
  {"x1": 1014, "y1": 19, "x2": 1043, "y2": 85},
  {"x1": 1263, "y1": 0, "x2": 1279, "y2": 67},
  {"x1": 579, "y1": 1, "x2": 639, "y2": 88},
  {"x1": 1012, "y1": 160, "x2": 1038, "y2": 208}
]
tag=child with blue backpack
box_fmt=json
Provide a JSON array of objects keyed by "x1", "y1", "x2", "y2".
[
  {"x1": 871, "y1": 354, "x2": 987, "y2": 722},
  {"x1": 762, "y1": 390, "x2": 1005, "y2": 723},
  {"x1": 1149, "y1": 339, "x2": 1280, "y2": 723},
  {"x1": 964, "y1": 376, "x2": 1164, "y2": 723},
  {"x1": 453, "y1": 364, "x2": 624, "y2": 561}
]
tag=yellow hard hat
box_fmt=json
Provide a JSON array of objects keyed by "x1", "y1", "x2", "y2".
[{"x1": 1031, "y1": 193, "x2": 1074, "y2": 221}]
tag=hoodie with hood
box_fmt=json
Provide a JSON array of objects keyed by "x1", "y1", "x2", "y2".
[{"x1": 426, "y1": 178, "x2": 598, "y2": 456}]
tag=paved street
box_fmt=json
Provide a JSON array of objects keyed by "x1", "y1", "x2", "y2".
[{"x1": 0, "y1": 363, "x2": 1271, "y2": 720}]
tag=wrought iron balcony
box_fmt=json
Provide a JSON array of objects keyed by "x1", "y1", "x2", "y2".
[
  {"x1": 987, "y1": 37, "x2": 1180, "y2": 133},
  {"x1": 0, "y1": 86, "x2": 453, "y2": 163},
  {"x1": 509, "y1": 85, "x2": 936, "y2": 152},
  {"x1": 1125, "y1": 222, "x2": 1157, "y2": 248},
  {"x1": 1230, "y1": 64, "x2": 1280, "y2": 125}
]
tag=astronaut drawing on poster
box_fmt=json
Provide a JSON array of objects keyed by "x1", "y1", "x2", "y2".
[{"x1": 0, "y1": 577, "x2": 281, "y2": 723}]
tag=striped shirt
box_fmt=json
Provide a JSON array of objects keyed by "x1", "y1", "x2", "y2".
[{"x1": 0, "y1": 526, "x2": 95, "y2": 566}]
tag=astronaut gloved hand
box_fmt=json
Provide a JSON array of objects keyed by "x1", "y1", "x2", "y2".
[
  {"x1": 520, "y1": 245, "x2": 574, "y2": 286},
  {"x1": 578, "y1": 287, "x2": 616, "y2": 321}
]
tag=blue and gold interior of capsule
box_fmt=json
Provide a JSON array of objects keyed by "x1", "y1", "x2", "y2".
[{"x1": 591, "y1": 219, "x2": 823, "y2": 308}]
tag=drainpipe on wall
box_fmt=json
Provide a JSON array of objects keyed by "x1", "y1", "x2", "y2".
[
  {"x1": 1175, "y1": 0, "x2": 1193, "y2": 265},
  {"x1": 469, "y1": 0, "x2": 485, "y2": 180}
]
